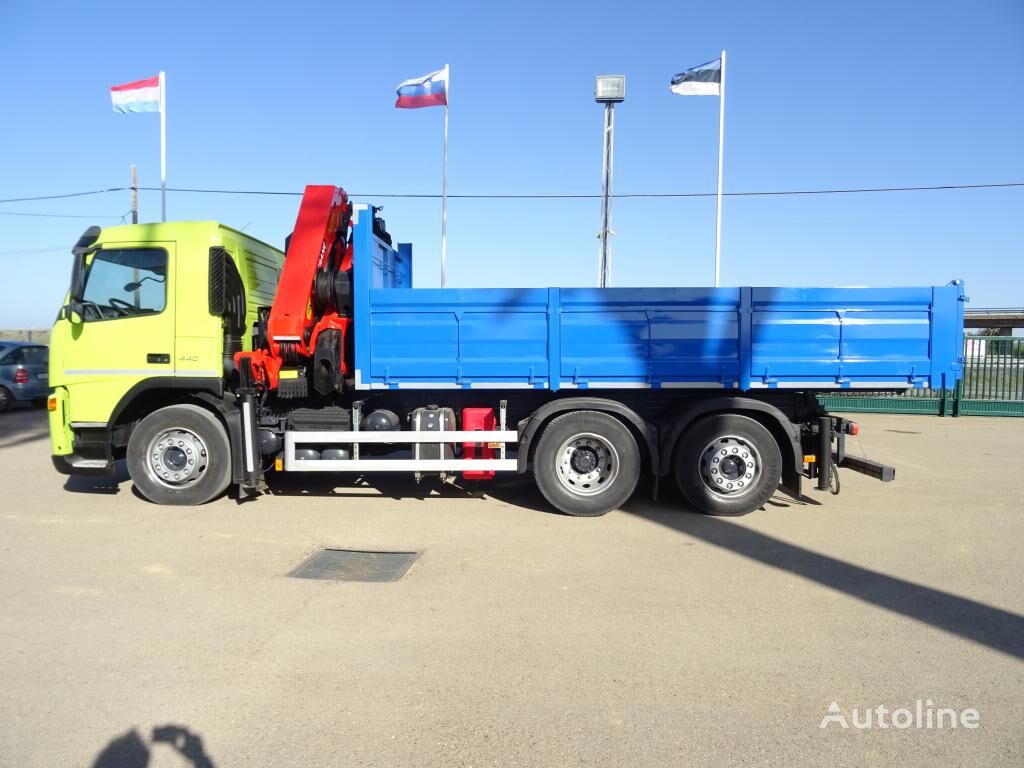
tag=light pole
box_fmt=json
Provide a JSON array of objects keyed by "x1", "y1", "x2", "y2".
[{"x1": 594, "y1": 75, "x2": 625, "y2": 288}]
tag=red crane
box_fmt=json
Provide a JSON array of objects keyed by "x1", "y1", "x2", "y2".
[{"x1": 236, "y1": 185, "x2": 353, "y2": 396}]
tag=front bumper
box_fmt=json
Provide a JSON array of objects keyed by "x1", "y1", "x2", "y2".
[{"x1": 51, "y1": 454, "x2": 114, "y2": 476}]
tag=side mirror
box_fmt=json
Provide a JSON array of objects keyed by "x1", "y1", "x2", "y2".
[
  {"x1": 69, "y1": 225, "x2": 100, "y2": 303},
  {"x1": 64, "y1": 302, "x2": 84, "y2": 324},
  {"x1": 123, "y1": 275, "x2": 164, "y2": 293},
  {"x1": 69, "y1": 252, "x2": 86, "y2": 303}
]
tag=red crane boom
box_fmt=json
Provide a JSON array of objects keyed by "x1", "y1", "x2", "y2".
[{"x1": 236, "y1": 184, "x2": 353, "y2": 396}]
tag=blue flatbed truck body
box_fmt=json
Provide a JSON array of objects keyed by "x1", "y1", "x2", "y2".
[{"x1": 350, "y1": 205, "x2": 965, "y2": 394}]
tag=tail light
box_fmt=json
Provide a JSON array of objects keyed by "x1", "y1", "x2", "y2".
[{"x1": 13, "y1": 369, "x2": 28, "y2": 384}]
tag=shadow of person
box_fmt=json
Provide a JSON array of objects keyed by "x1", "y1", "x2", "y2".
[
  {"x1": 151, "y1": 724, "x2": 216, "y2": 768},
  {"x1": 91, "y1": 724, "x2": 216, "y2": 768},
  {"x1": 91, "y1": 729, "x2": 149, "y2": 768}
]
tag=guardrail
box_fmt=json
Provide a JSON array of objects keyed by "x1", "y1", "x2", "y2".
[
  {"x1": 819, "y1": 336, "x2": 1024, "y2": 417},
  {"x1": 0, "y1": 330, "x2": 50, "y2": 345}
]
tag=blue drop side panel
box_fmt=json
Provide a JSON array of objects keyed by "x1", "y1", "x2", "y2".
[
  {"x1": 559, "y1": 288, "x2": 741, "y2": 385},
  {"x1": 367, "y1": 288, "x2": 551, "y2": 382},
  {"x1": 748, "y1": 288, "x2": 937, "y2": 383}
]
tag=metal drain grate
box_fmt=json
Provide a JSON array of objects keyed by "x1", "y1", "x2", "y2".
[{"x1": 287, "y1": 549, "x2": 419, "y2": 582}]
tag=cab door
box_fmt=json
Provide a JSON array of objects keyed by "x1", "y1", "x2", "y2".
[{"x1": 57, "y1": 242, "x2": 176, "y2": 423}]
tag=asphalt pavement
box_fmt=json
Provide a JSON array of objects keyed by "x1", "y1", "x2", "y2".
[{"x1": 0, "y1": 405, "x2": 1021, "y2": 767}]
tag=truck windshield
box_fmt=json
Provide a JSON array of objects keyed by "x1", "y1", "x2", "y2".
[{"x1": 80, "y1": 248, "x2": 167, "y2": 321}]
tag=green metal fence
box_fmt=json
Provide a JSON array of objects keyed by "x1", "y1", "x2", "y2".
[{"x1": 819, "y1": 335, "x2": 1024, "y2": 417}]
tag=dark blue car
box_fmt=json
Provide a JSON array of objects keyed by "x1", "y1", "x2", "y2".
[{"x1": 0, "y1": 341, "x2": 49, "y2": 412}]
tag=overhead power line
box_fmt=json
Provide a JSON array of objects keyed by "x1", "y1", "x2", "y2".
[
  {"x1": 1, "y1": 181, "x2": 1022, "y2": 206},
  {"x1": 141, "y1": 181, "x2": 1024, "y2": 199},
  {"x1": 0, "y1": 187, "x2": 125, "y2": 204},
  {"x1": 0, "y1": 210, "x2": 124, "y2": 220},
  {"x1": 0, "y1": 246, "x2": 69, "y2": 258},
  {"x1": 0, "y1": 245, "x2": 67, "y2": 255}
]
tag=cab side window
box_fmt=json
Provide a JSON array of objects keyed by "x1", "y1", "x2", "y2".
[{"x1": 81, "y1": 248, "x2": 167, "y2": 321}]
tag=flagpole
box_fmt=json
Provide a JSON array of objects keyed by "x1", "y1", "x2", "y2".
[
  {"x1": 714, "y1": 50, "x2": 725, "y2": 287},
  {"x1": 159, "y1": 70, "x2": 167, "y2": 222},
  {"x1": 441, "y1": 102, "x2": 448, "y2": 287}
]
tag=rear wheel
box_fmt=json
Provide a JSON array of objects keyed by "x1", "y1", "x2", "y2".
[
  {"x1": 0, "y1": 387, "x2": 10, "y2": 413},
  {"x1": 533, "y1": 411, "x2": 640, "y2": 517},
  {"x1": 673, "y1": 414, "x2": 782, "y2": 516},
  {"x1": 127, "y1": 404, "x2": 231, "y2": 506}
]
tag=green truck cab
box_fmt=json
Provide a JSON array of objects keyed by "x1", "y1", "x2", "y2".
[{"x1": 49, "y1": 222, "x2": 282, "y2": 492}]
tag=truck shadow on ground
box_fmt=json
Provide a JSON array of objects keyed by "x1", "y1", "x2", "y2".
[
  {"x1": 265, "y1": 471, "x2": 821, "y2": 514},
  {"x1": 92, "y1": 724, "x2": 215, "y2": 767},
  {"x1": 623, "y1": 496, "x2": 1024, "y2": 662},
  {"x1": 265, "y1": 472, "x2": 556, "y2": 512}
]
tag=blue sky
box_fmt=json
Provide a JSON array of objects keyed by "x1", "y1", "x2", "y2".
[{"x1": 1, "y1": 0, "x2": 1021, "y2": 328}]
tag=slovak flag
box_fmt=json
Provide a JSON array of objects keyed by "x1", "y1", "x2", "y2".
[
  {"x1": 395, "y1": 65, "x2": 449, "y2": 109},
  {"x1": 110, "y1": 74, "x2": 162, "y2": 113}
]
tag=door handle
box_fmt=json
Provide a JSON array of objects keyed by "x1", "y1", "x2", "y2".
[{"x1": 147, "y1": 353, "x2": 171, "y2": 364}]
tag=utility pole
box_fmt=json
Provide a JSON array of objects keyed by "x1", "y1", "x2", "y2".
[
  {"x1": 129, "y1": 164, "x2": 141, "y2": 306},
  {"x1": 130, "y1": 164, "x2": 138, "y2": 224}
]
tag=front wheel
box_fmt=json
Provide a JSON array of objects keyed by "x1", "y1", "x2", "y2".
[
  {"x1": 127, "y1": 404, "x2": 231, "y2": 505},
  {"x1": 533, "y1": 410, "x2": 640, "y2": 517},
  {"x1": 673, "y1": 414, "x2": 782, "y2": 516}
]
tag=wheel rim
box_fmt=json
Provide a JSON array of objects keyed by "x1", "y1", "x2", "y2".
[
  {"x1": 555, "y1": 432, "x2": 620, "y2": 497},
  {"x1": 0, "y1": 389, "x2": 8, "y2": 408},
  {"x1": 145, "y1": 427, "x2": 209, "y2": 489},
  {"x1": 699, "y1": 435, "x2": 762, "y2": 498}
]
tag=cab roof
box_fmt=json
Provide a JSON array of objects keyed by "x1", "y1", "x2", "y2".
[{"x1": 96, "y1": 221, "x2": 281, "y2": 254}]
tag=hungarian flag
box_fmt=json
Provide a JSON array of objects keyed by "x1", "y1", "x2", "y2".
[
  {"x1": 395, "y1": 66, "x2": 449, "y2": 109},
  {"x1": 670, "y1": 59, "x2": 721, "y2": 96},
  {"x1": 110, "y1": 75, "x2": 162, "y2": 113}
]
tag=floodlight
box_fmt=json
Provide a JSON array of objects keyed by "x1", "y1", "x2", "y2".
[{"x1": 594, "y1": 75, "x2": 626, "y2": 103}]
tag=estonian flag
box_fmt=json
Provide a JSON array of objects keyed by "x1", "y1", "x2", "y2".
[{"x1": 670, "y1": 59, "x2": 721, "y2": 96}]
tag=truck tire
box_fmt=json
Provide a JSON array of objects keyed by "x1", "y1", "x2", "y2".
[
  {"x1": 533, "y1": 410, "x2": 640, "y2": 517},
  {"x1": 127, "y1": 404, "x2": 231, "y2": 506},
  {"x1": 673, "y1": 413, "x2": 782, "y2": 516}
]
